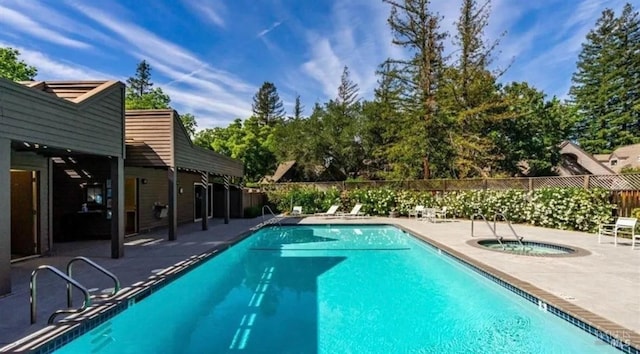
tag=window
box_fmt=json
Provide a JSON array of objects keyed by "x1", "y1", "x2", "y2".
[{"x1": 610, "y1": 159, "x2": 618, "y2": 166}]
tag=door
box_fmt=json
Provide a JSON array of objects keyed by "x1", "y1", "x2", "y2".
[
  {"x1": 125, "y1": 177, "x2": 138, "y2": 235},
  {"x1": 11, "y1": 170, "x2": 38, "y2": 257},
  {"x1": 194, "y1": 183, "x2": 205, "y2": 221}
]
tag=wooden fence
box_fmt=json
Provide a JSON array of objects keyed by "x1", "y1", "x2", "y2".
[{"x1": 262, "y1": 174, "x2": 640, "y2": 217}]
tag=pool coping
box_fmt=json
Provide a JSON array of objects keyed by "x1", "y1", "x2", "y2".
[
  {"x1": 2, "y1": 222, "x2": 638, "y2": 353},
  {"x1": 395, "y1": 224, "x2": 640, "y2": 353},
  {"x1": 466, "y1": 238, "x2": 592, "y2": 257}
]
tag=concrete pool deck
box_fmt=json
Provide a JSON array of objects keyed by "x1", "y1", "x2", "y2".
[{"x1": 1, "y1": 216, "x2": 639, "y2": 351}]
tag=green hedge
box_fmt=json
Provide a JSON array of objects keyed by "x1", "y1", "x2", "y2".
[{"x1": 266, "y1": 186, "x2": 614, "y2": 232}]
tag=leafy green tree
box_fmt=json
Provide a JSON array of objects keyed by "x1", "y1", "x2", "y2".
[
  {"x1": 0, "y1": 47, "x2": 37, "y2": 81},
  {"x1": 180, "y1": 113, "x2": 198, "y2": 137},
  {"x1": 125, "y1": 60, "x2": 171, "y2": 109},
  {"x1": 570, "y1": 4, "x2": 640, "y2": 153},
  {"x1": 252, "y1": 82, "x2": 285, "y2": 127},
  {"x1": 493, "y1": 83, "x2": 574, "y2": 176}
]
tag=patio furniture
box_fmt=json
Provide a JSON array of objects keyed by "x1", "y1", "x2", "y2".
[
  {"x1": 339, "y1": 203, "x2": 366, "y2": 218},
  {"x1": 598, "y1": 217, "x2": 637, "y2": 247},
  {"x1": 408, "y1": 205, "x2": 425, "y2": 219},
  {"x1": 420, "y1": 208, "x2": 437, "y2": 222},
  {"x1": 315, "y1": 205, "x2": 339, "y2": 218},
  {"x1": 291, "y1": 206, "x2": 303, "y2": 216},
  {"x1": 435, "y1": 207, "x2": 450, "y2": 221}
]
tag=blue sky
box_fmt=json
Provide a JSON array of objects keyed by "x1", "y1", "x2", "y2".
[{"x1": 0, "y1": 0, "x2": 629, "y2": 129}]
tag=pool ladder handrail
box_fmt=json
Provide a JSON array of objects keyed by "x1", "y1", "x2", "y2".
[
  {"x1": 471, "y1": 212, "x2": 505, "y2": 249},
  {"x1": 30, "y1": 265, "x2": 91, "y2": 325},
  {"x1": 67, "y1": 256, "x2": 121, "y2": 307},
  {"x1": 262, "y1": 205, "x2": 282, "y2": 226},
  {"x1": 493, "y1": 212, "x2": 525, "y2": 248}
]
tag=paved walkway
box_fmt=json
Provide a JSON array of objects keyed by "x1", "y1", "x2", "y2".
[{"x1": 1, "y1": 216, "x2": 639, "y2": 349}]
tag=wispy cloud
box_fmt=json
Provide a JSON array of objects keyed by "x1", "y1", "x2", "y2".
[
  {"x1": 258, "y1": 21, "x2": 283, "y2": 37},
  {"x1": 66, "y1": 2, "x2": 254, "y2": 124},
  {"x1": 0, "y1": 42, "x2": 111, "y2": 79},
  {"x1": 182, "y1": 0, "x2": 226, "y2": 28},
  {"x1": 0, "y1": 5, "x2": 90, "y2": 49},
  {"x1": 300, "y1": 0, "x2": 397, "y2": 100}
]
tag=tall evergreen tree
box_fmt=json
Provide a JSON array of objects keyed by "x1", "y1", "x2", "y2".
[
  {"x1": 442, "y1": 0, "x2": 507, "y2": 177},
  {"x1": 252, "y1": 82, "x2": 285, "y2": 127},
  {"x1": 293, "y1": 94, "x2": 304, "y2": 119},
  {"x1": 336, "y1": 66, "x2": 359, "y2": 106},
  {"x1": 384, "y1": 0, "x2": 448, "y2": 179},
  {"x1": 125, "y1": 60, "x2": 171, "y2": 110},
  {"x1": 570, "y1": 4, "x2": 640, "y2": 153},
  {"x1": 0, "y1": 47, "x2": 37, "y2": 81}
]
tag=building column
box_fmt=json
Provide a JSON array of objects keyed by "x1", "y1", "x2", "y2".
[
  {"x1": 224, "y1": 175, "x2": 230, "y2": 224},
  {"x1": 168, "y1": 167, "x2": 177, "y2": 241},
  {"x1": 201, "y1": 171, "x2": 208, "y2": 231},
  {"x1": 0, "y1": 138, "x2": 11, "y2": 295},
  {"x1": 110, "y1": 156, "x2": 125, "y2": 259}
]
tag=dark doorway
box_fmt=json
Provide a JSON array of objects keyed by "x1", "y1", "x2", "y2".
[
  {"x1": 125, "y1": 177, "x2": 138, "y2": 235},
  {"x1": 194, "y1": 183, "x2": 206, "y2": 221},
  {"x1": 11, "y1": 170, "x2": 38, "y2": 258}
]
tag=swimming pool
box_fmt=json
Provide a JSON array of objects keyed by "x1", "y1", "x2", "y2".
[{"x1": 52, "y1": 224, "x2": 617, "y2": 353}]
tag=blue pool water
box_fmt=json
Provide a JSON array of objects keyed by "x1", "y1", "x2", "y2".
[{"x1": 55, "y1": 225, "x2": 616, "y2": 353}]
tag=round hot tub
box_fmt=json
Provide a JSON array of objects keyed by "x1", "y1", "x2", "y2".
[{"x1": 468, "y1": 239, "x2": 590, "y2": 257}]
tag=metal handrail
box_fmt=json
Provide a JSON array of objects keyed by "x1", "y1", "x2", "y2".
[
  {"x1": 493, "y1": 212, "x2": 525, "y2": 246},
  {"x1": 67, "y1": 257, "x2": 120, "y2": 307},
  {"x1": 262, "y1": 205, "x2": 282, "y2": 226},
  {"x1": 471, "y1": 212, "x2": 504, "y2": 248},
  {"x1": 30, "y1": 265, "x2": 91, "y2": 324}
]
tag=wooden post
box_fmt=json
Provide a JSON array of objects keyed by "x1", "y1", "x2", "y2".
[
  {"x1": 224, "y1": 175, "x2": 230, "y2": 224},
  {"x1": 528, "y1": 178, "x2": 533, "y2": 191},
  {"x1": 110, "y1": 156, "x2": 125, "y2": 259},
  {"x1": 201, "y1": 171, "x2": 208, "y2": 231},
  {"x1": 0, "y1": 138, "x2": 11, "y2": 294},
  {"x1": 583, "y1": 175, "x2": 590, "y2": 189},
  {"x1": 168, "y1": 167, "x2": 177, "y2": 241}
]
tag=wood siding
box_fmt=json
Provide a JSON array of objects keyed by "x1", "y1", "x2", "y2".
[
  {"x1": 172, "y1": 113, "x2": 243, "y2": 177},
  {"x1": 125, "y1": 167, "x2": 169, "y2": 232},
  {"x1": 10, "y1": 151, "x2": 49, "y2": 254},
  {"x1": 0, "y1": 79, "x2": 125, "y2": 158},
  {"x1": 125, "y1": 110, "x2": 173, "y2": 167}
]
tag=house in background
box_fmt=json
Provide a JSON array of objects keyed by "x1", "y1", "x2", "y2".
[
  {"x1": 593, "y1": 143, "x2": 640, "y2": 173},
  {"x1": 557, "y1": 141, "x2": 616, "y2": 176}
]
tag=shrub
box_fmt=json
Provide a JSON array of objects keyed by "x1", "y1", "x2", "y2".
[
  {"x1": 243, "y1": 206, "x2": 262, "y2": 218},
  {"x1": 265, "y1": 186, "x2": 615, "y2": 232}
]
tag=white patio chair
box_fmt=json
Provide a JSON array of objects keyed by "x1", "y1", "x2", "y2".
[
  {"x1": 598, "y1": 217, "x2": 637, "y2": 247},
  {"x1": 291, "y1": 206, "x2": 303, "y2": 216},
  {"x1": 339, "y1": 203, "x2": 366, "y2": 218},
  {"x1": 315, "y1": 205, "x2": 339, "y2": 218},
  {"x1": 408, "y1": 205, "x2": 425, "y2": 219}
]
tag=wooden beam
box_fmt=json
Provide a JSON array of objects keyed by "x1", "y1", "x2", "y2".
[
  {"x1": 0, "y1": 138, "x2": 11, "y2": 294},
  {"x1": 224, "y1": 175, "x2": 230, "y2": 224},
  {"x1": 201, "y1": 171, "x2": 208, "y2": 231},
  {"x1": 110, "y1": 156, "x2": 125, "y2": 258},
  {"x1": 168, "y1": 167, "x2": 177, "y2": 240}
]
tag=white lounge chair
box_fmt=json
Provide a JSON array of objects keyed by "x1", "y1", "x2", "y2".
[
  {"x1": 598, "y1": 217, "x2": 637, "y2": 247},
  {"x1": 339, "y1": 203, "x2": 366, "y2": 218},
  {"x1": 315, "y1": 205, "x2": 339, "y2": 218},
  {"x1": 291, "y1": 206, "x2": 303, "y2": 216},
  {"x1": 408, "y1": 205, "x2": 425, "y2": 219}
]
